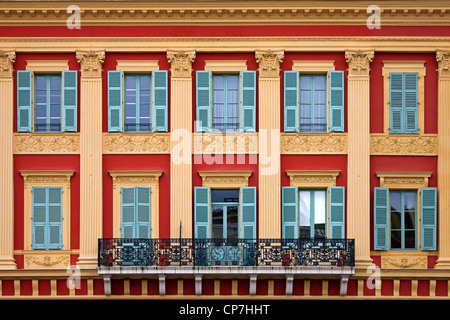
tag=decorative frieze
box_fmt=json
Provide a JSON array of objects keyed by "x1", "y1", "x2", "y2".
[
  {"x1": 23, "y1": 251, "x2": 71, "y2": 270},
  {"x1": 103, "y1": 133, "x2": 170, "y2": 154},
  {"x1": 14, "y1": 133, "x2": 80, "y2": 154},
  {"x1": 381, "y1": 255, "x2": 428, "y2": 269},
  {"x1": 0, "y1": 50, "x2": 15, "y2": 78},
  {"x1": 370, "y1": 134, "x2": 438, "y2": 156},
  {"x1": 281, "y1": 133, "x2": 347, "y2": 154},
  {"x1": 167, "y1": 50, "x2": 196, "y2": 78},
  {"x1": 345, "y1": 50, "x2": 374, "y2": 76},
  {"x1": 193, "y1": 132, "x2": 258, "y2": 154},
  {"x1": 255, "y1": 50, "x2": 284, "y2": 78},
  {"x1": 76, "y1": 49, "x2": 105, "y2": 78}
]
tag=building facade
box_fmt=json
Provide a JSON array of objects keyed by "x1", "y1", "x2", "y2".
[{"x1": 0, "y1": 0, "x2": 450, "y2": 300}]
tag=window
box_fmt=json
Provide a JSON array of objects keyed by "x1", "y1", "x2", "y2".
[
  {"x1": 284, "y1": 70, "x2": 344, "y2": 133},
  {"x1": 196, "y1": 70, "x2": 256, "y2": 132},
  {"x1": 107, "y1": 70, "x2": 168, "y2": 132},
  {"x1": 121, "y1": 187, "x2": 151, "y2": 238},
  {"x1": 374, "y1": 187, "x2": 437, "y2": 251},
  {"x1": 282, "y1": 186, "x2": 345, "y2": 240},
  {"x1": 389, "y1": 73, "x2": 419, "y2": 134},
  {"x1": 194, "y1": 186, "x2": 256, "y2": 240},
  {"x1": 17, "y1": 70, "x2": 78, "y2": 133},
  {"x1": 32, "y1": 187, "x2": 63, "y2": 250}
]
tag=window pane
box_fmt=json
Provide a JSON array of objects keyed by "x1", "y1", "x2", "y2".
[
  {"x1": 391, "y1": 231, "x2": 401, "y2": 249},
  {"x1": 404, "y1": 231, "x2": 416, "y2": 249},
  {"x1": 212, "y1": 206, "x2": 224, "y2": 238},
  {"x1": 299, "y1": 191, "x2": 311, "y2": 238},
  {"x1": 211, "y1": 189, "x2": 239, "y2": 203},
  {"x1": 227, "y1": 205, "x2": 239, "y2": 240},
  {"x1": 314, "y1": 190, "x2": 326, "y2": 238}
]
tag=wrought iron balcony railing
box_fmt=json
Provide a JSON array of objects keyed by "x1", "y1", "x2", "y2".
[{"x1": 98, "y1": 238, "x2": 355, "y2": 268}]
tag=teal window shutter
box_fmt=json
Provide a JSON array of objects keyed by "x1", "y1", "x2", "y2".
[
  {"x1": 389, "y1": 73, "x2": 419, "y2": 134},
  {"x1": 404, "y1": 73, "x2": 419, "y2": 133},
  {"x1": 421, "y1": 187, "x2": 437, "y2": 251},
  {"x1": 121, "y1": 187, "x2": 136, "y2": 238},
  {"x1": 282, "y1": 186, "x2": 298, "y2": 239},
  {"x1": 328, "y1": 186, "x2": 345, "y2": 239},
  {"x1": 17, "y1": 70, "x2": 32, "y2": 132},
  {"x1": 108, "y1": 70, "x2": 123, "y2": 132},
  {"x1": 240, "y1": 71, "x2": 256, "y2": 132},
  {"x1": 32, "y1": 187, "x2": 63, "y2": 250},
  {"x1": 374, "y1": 187, "x2": 389, "y2": 250},
  {"x1": 196, "y1": 71, "x2": 211, "y2": 132},
  {"x1": 152, "y1": 70, "x2": 168, "y2": 132},
  {"x1": 329, "y1": 70, "x2": 344, "y2": 132},
  {"x1": 240, "y1": 186, "x2": 257, "y2": 240},
  {"x1": 284, "y1": 71, "x2": 299, "y2": 132},
  {"x1": 136, "y1": 187, "x2": 152, "y2": 238},
  {"x1": 194, "y1": 187, "x2": 210, "y2": 239},
  {"x1": 62, "y1": 70, "x2": 78, "y2": 132}
]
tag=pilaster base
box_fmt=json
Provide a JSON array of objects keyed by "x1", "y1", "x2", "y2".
[
  {"x1": 434, "y1": 258, "x2": 450, "y2": 269},
  {"x1": 76, "y1": 256, "x2": 98, "y2": 270},
  {"x1": 0, "y1": 257, "x2": 17, "y2": 270}
]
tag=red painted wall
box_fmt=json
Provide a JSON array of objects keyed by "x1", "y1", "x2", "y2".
[
  {"x1": 13, "y1": 155, "x2": 80, "y2": 268},
  {"x1": 370, "y1": 52, "x2": 438, "y2": 134},
  {"x1": 102, "y1": 154, "x2": 171, "y2": 238}
]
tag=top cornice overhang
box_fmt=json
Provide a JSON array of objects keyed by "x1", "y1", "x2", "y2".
[{"x1": 0, "y1": 1, "x2": 450, "y2": 26}]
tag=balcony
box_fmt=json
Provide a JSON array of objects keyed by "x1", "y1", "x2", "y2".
[{"x1": 97, "y1": 238, "x2": 355, "y2": 296}]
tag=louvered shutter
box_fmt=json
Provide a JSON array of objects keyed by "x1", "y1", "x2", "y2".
[
  {"x1": 240, "y1": 186, "x2": 257, "y2": 240},
  {"x1": 240, "y1": 71, "x2": 256, "y2": 132},
  {"x1": 282, "y1": 186, "x2": 298, "y2": 239},
  {"x1": 108, "y1": 70, "x2": 123, "y2": 132},
  {"x1": 284, "y1": 71, "x2": 299, "y2": 132},
  {"x1": 196, "y1": 71, "x2": 211, "y2": 132},
  {"x1": 62, "y1": 70, "x2": 78, "y2": 132},
  {"x1": 152, "y1": 70, "x2": 168, "y2": 132},
  {"x1": 421, "y1": 187, "x2": 437, "y2": 250},
  {"x1": 17, "y1": 70, "x2": 32, "y2": 132},
  {"x1": 374, "y1": 187, "x2": 389, "y2": 250},
  {"x1": 329, "y1": 186, "x2": 345, "y2": 239},
  {"x1": 194, "y1": 187, "x2": 210, "y2": 239},
  {"x1": 329, "y1": 70, "x2": 344, "y2": 132}
]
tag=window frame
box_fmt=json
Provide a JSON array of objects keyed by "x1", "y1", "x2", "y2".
[{"x1": 389, "y1": 189, "x2": 418, "y2": 251}]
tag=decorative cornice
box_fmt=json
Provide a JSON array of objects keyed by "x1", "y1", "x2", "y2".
[
  {"x1": 436, "y1": 50, "x2": 450, "y2": 77},
  {"x1": 0, "y1": 49, "x2": 15, "y2": 78},
  {"x1": 109, "y1": 171, "x2": 163, "y2": 189},
  {"x1": 1, "y1": 2, "x2": 450, "y2": 26},
  {"x1": 281, "y1": 133, "x2": 347, "y2": 154},
  {"x1": 198, "y1": 171, "x2": 252, "y2": 188},
  {"x1": 376, "y1": 171, "x2": 432, "y2": 188},
  {"x1": 14, "y1": 133, "x2": 80, "y2": 154},
  {"x1": 167, "y1": 50, "x2": 196, "y2": 78},
  {"x1": 370, "y1": 134, "x2": 438, "y2": 156},
  {"x1": 255, "y1": 50, "x2": 284, "y2": 78},
  {"x1": 103, "y1": 133, "x2": 170, "y2": 154},
  {"x1": 76, "y1": 49, "x2": 105, "y2": 78},
  {"x1": 285, "y1": 170, "x2": 340, "y2": 187},
  {"x1": 345, "y1": 49, "x2": 374, "y2": 76},
  {"x1": 20, "y1": 170, "x2": 75, "y2": 188}
]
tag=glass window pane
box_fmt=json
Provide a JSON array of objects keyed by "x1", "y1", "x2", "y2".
[
  {"x1": 227, "y1": 205, "x2": 239, "y2": 240},
  {"x1": 212, "y1": 206, "x2": 224, "y2": 238},
  {"x1": 404, "y1": 231, "x2": 416, "y2": 249},
  {"x1": 314, "y1": 190, "x2": 326, "y2": 238},
  {"x1": 211, "y1": 189, "x2": 239, "y2": 203},
  {"x1": 299, "y1": 191, "x2": 311, "y2": 238},
  {"x1": 391, "y1": 231, "x2": 402, "y2": 249}
]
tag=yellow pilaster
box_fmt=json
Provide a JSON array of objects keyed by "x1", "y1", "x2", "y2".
[
  {"x1": 0, "y1": 50, "x2": 16, "y2": 269},
  {"x1": 76, "y1": 50, "x2": 105, "y2": 269},
  {"x1": 345, "y1": 50, "x2": 374, "y2": 269},
  {"x1": 167, "y1": 50, "x2": 196, "y2": 238},
  {"x1": 435, "y1": 50, "x2": 450, "y2": 269},
  {"x1": 255, "y1": 50, "x2": 284, "y2": 238}
]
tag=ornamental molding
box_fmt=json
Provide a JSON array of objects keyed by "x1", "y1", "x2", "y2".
[
  {"x1": 167, "y1": 50, "x2": 196, "y2": 78},
  {"x1": 345, "y1": 49, "x2": 374, "y2": 76},
  {"x1": 109, "y1": 171, "x2": 163, "y2": 189},
  {"x1": 281, "y1": 133, "x2": 347, "y2": 154},
  {"x1": 1, "y1": 4, "x2": 450, "y2": 26},
  {"x1": 14, "y1": 133, "x2": 80, "y2": 154},
  {"x1": 255, "y1": 50, "x2": 284, "y2": 78},
  {"x1": 20, "y1": 170, "x2": 75, "y2": 188},
  {"x1": 436, "y1": 50, "x2": 450, "y2": 77},
  {"x1": 370, "y1": 134, "x2": 438, "y2": 156},
  {"x1": 193, "y1": 132, "x2": 258, "y2": 154},
  {"x1": 286, "y1": 170, "x2": 340, "y2": 187},
  {"x1": 381, "y1": 255, "x2": 428, "y2": 269},
  {"x1": 376, "y1": 172, "x2": 431, "y2": 189},
  {"x1": 24, "y1": 251, "x2": 71, "y2": 269},
  {"x1": 103, "y1": 133, "x2": 170, "y2": 154},
  {"x1": 76, "y1": 49, "x2": 105, "y2": 78},
  {"x1": 198, "y1": 171, "x2": 252, "y2": 188},
  {"x1": 0, "y1": 49, "x2": 15, "y2": 78}
]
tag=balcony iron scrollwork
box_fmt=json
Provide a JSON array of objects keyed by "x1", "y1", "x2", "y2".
[{"x1": 98, "y1": 238, "x2": 355, "y2": 268}]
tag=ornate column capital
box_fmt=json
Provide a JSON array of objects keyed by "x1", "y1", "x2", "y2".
[
  {"x1": 76, "y1": 49, "x2": 105, "y2": 78},
  {"x1": 255, "y1": 49, "x2": 284, "y2": 78},
  {"x1": 437, "y1": 50, "x2": 450, "y2": 77},
  {"x1": 345, "y1": 50, "x2": 374, "y2": 76},
  {"x1": 0, "y1": 50, "x2": 16, "y2": 78},
  {"x1": 167, "y1": 50, "x2": 196, "y2": 78}
]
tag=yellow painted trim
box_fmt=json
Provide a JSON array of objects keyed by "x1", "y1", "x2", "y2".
[
  {"x1": 26, "y1": 60, "x2": 69, "y2": 72},
  {"x1": 20, "y1": 170, "x2": 74, "y2": 256},
  {"x1": 292, "y1": 60, "x2": 335, "y2": 73},
  {"x1": 109, "y1": 171, "x2": 163, "y2": 238},
  {"x1": 204, "y1": 60, "x2": 248, "y2": 72},
  {"x1": 198, "y1": 171, "x2": 252, "y2": 188},
  {"x1": 285, "y1": 170, "x2": 340, "y2": 188},
  {"x1": 382, "y1": 61, "x2": 426, "y2": 135},
  {"x1": 116, "y1": 60, "x2": 159, "y2": 72}
]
